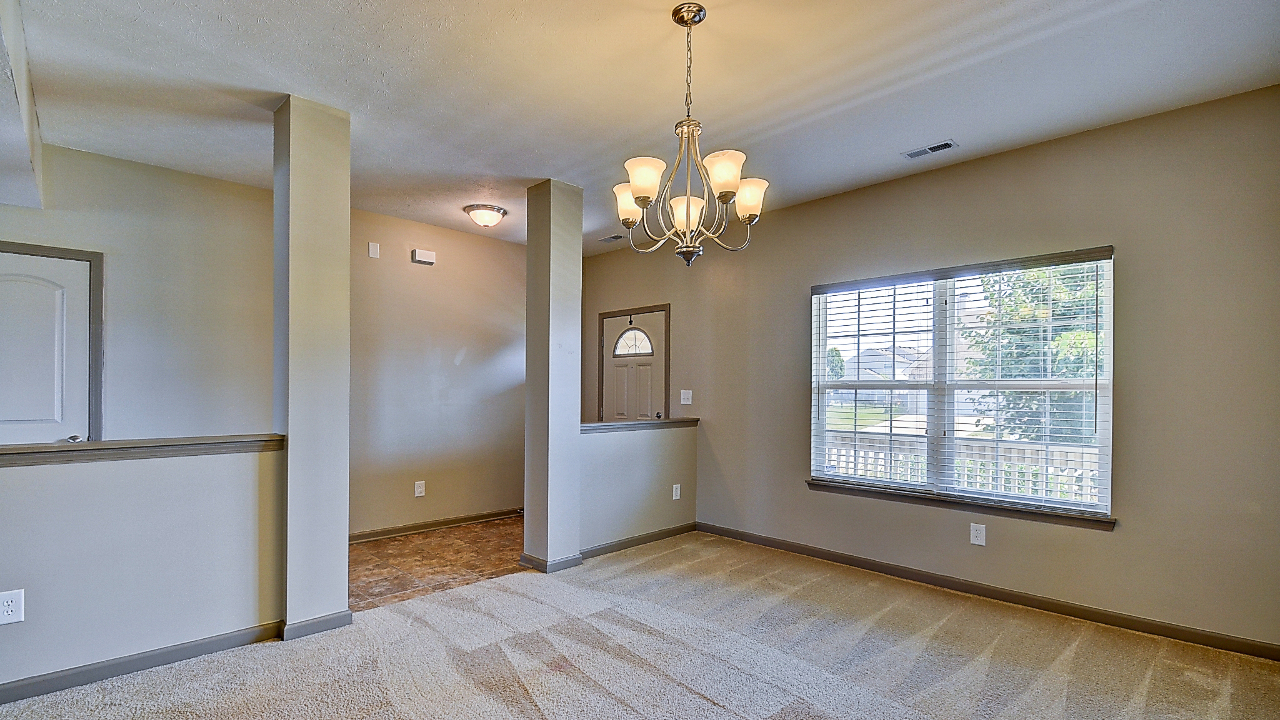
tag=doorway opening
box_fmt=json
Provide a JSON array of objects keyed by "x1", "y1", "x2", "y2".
[{"x1": 597, "y1": 304, "x2": 670, "y2": 422}]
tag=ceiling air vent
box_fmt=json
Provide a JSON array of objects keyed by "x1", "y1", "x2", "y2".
[
  {"x1": 902, "y1": 139, "x2": 957, "y2": 160},
  {"x1": 599, "y1": 234, "x2": 625, "y2": 243}
]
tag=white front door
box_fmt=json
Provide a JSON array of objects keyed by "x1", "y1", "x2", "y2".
[
  {"x1": 0, "y1": 252, "x2": 91, "y2": 444},
  {"x1": 602, "y1": 311, "x2": 665, "y2": 421}
]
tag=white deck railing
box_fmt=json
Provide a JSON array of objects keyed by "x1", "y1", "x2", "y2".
[{"x1": 819, "y1": 431, "x2": 1103, "y2": 505}]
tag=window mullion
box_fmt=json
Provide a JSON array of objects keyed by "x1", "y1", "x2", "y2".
[{"x1": 927, "y1": 280, "x2": 952, "y2": 493}]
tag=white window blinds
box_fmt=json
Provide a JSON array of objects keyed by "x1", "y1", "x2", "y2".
[{"x1": 811, "y1": 247, "x2": 1114, "y2": 516}]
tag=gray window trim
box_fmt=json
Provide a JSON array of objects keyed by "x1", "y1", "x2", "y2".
[
  {"x1": 811, "y1": 245, "x2": 1114, "y2": 296},
  {"x1": 807, "y1": 478, "x2": 1116, "y2": 530},
  {"x1": 811, "y1": 246, "x2": 1116, "y2": 522}
]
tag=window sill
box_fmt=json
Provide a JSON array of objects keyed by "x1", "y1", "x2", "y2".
[
  {"x1": 581, "y1": 418, "x2": 699, "y2": 434},
  {"x1": 0, "y1": 434, "x2": 286, "y2": 467},
  {"x1": 807, "y1": 477, "x2": 1116, "y2": 530}
]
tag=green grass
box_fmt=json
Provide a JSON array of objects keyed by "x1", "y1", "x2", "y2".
[{"x1": 825, "y1": 406, "x2": 895, "y2": 431}]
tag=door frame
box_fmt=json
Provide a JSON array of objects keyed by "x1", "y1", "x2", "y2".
[
  {"x1": 597, "y1": 303, "x2": 670, "y2": 422},
  {"x1": 0, "y1": 240, "x2": 105, "y2": 441}
]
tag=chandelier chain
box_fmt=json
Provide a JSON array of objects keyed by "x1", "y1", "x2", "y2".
[{"x1": 685, "y1": 25, "x2": 693, "y2": 118}]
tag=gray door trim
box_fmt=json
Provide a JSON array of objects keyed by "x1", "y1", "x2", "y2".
[
  {"x1": 597, "y1": 304, "x2": 671, "y2": 422},
  {"x1": 0, "y1": 240, "x2": 105, "y2": 441}
]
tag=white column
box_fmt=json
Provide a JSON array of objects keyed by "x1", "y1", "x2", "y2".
[
  {"x1": 273, "y1": 96, "x2": 352, "y2": 638},
  {"x1": 521, "y1": 179, "x2": 583, "y2": 572}
]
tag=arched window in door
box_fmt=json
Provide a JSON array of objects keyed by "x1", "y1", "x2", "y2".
[{"x1": 613, "y1": 327, "x2": 653, "y2": 357}]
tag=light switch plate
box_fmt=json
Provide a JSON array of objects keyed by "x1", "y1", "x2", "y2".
[
  {"x1": 680, "y1": 390, "x2": 693, "y2": 405},
  {"x1": 368, "y1": 242, "x2": 380, "y2": 258},
  {"x1": 672, "y1": 484, "x2": 681, "y2": 500},
  {"x1": 0, "y1": 589, "x2": 23, "y2": 625},
  {"x1": 970, "y1": 523, "x2": 986, "y2": 546},
  {"x1": 414, "y1": 481, "x2": 425, "y2": 497},
  {"x1": 411, "y1": 249, "x2": 436, "y2": 265}
]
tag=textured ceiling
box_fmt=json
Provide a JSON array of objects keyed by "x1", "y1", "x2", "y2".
[{"x1": 17, "y1": 0, "x2": 1280, "y2": 254}]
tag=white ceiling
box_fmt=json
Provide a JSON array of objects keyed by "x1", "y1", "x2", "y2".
[{"x1": 17, "y1": 0, "x2": 1280, "y2": 255}]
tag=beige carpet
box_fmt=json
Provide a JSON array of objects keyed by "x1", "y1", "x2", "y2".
[{"x1": 3, "y1": 532, "x2": 1277, "y2": 719}]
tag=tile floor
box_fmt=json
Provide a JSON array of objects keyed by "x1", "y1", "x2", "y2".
[{"x1": 347, "y1": 514, "x2": 527, "y2": 611}]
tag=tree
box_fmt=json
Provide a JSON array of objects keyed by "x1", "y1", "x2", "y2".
[
  {"x1": 958, "y1": 266, "x2": 1099, "y2": 442},
  {"x1": 826, "y1": 347, "x2": 845, "y2": 380}
]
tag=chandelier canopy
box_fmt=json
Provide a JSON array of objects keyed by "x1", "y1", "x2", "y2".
[{"x1": 613, "y1": 3, "x2": 769, "y2": 266}]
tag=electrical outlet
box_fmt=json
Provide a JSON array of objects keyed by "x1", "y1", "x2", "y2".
[
  {"x1": 672, "y1": 484, "x2": 681, "y2": 500},
  {"x1": 0, "y1": 589, "x2": 24, "y2": 625},
  {"x1": 414, "y1": 481, "x2": 425, "y2": 497},
  {"x1": 680, "y1": 390, "x2": 693, "y2": 405},
  {"x1": 368, "y1": 242, "x2": 380, "y2": 258},
  {"x1": 970, "y1": 523, "x2": 986, "y2": 546}
]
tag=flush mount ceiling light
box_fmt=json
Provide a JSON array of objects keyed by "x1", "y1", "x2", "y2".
[
  {"x1": 613, "y1": 3, "x2": 769, "y2": 266},
  {"x1": 464, "y1": 204, "x2": 507, "y2": 228}
]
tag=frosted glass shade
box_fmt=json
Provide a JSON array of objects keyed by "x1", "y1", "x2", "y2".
[
  {"x1": 613, "y1": 183, "x2": 642, "y2": 228},
  {"x1": 464, "y1": 204, "x2": 507, "y2": 228},
  {"x1": 734, "y1": 178, "x2": 769, "y2": 221},
  {"x1": 668, "y1": 195, "x2": 706, "y2": 232},
  {"x1": 703, "y1": 150, "x2": 746, "y2": 201},
  {"x1": 624, "y1": 157, "x2": 666, "y2": 205}
]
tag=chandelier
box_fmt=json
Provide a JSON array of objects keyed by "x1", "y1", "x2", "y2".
[{"x1": 612, "y1": 3, "x2": 769, "y2": 266}]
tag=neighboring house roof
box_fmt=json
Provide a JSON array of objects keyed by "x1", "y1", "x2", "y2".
[{"x1": 847, "y1": 347, "x2": 932, "y2": 381}]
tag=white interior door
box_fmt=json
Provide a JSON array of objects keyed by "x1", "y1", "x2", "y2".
[
  {"x1": 0, "y1": 252, "x2": 91, "y2": 444},
  {"x1": 601, "y1": 311, "x2": 666, "y2": 421}
]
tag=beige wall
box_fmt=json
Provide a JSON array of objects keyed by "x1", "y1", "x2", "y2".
[
  {"x1": 580, "y1": 426, "x2": 697, "y2": 552},
  {"x1": 582, "y1": 86, "x2": 1280, "y2": 644},
  {"x1": 0, "y1": 451, "x2": 285, "y2": 684},
  {"x1": 0, "y1": 143, "x2": 526, "y2": 538},
  {"x1": 349, "y1": 210, "x2": 525, "y2": 534},
  {"x1": 0, "y1": 145, "x2": 276, "y2": 439},
  {"x1": 0, "y1": 146, "x2": 285, "y2": 689},
  {"x1": 0, "y1": 143, "x2": 527, "y2": 686}
]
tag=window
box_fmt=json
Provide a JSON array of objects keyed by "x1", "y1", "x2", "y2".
[
  {"x1": 614, "y1": 327, "x2": 653, "y2": 357},
  {"x1": 811, "y1": 247, "x2": 1113, "y2": 516}
]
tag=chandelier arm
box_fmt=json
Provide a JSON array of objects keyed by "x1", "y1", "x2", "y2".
[
  {"x1": 639, "y1": 152, "x2": 680, "y2": 243},
  {"x1": 689, "y1": 136, "x2": 724, "y2": 239},
  {"x1": 641, "y1": 152, "x2": 677, "y2": 240},
  {"x1": 706, "y1": 199, "x2": 728, "y2": 239},
  {"x1": 682, "y1": 131, "x2": 694, "y2": 244},
  {"x1": 709, "y1": 222, "x2": 751, "y2": 251},
  {"x1": 691, "y1": 133, "x2": 711, "y2": 226},
  {"x1": 642, "y1": 182, "x2": 673, "y2": 240},
  {"x1": 638, "y1": 205, "x2": 679, "y2": 244},
  {"x1": 629, "y1": 228, "x2": 672, "y2": 254},
  {"x1": 650, "y1": 129, "x2": 688, "y2": 237}
]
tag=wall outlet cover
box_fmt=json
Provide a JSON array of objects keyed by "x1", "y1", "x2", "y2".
[
  {"x1": 0, "y1": 589, "x2": 24, "y2": 625},
  {"x1": 414, "y1": 481, "x2": 426, "y2": 497},
  {"x1": 970, "y1": 523, "x2": 986, "y2": 546},
  {"x1": 672, "y1": 484, "x2": 681, "y2": 500},
  {"x1": 680, "y1": 390, "x2": 693, "y2": 405}
]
